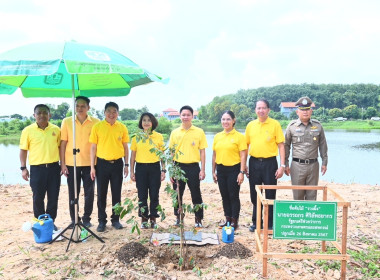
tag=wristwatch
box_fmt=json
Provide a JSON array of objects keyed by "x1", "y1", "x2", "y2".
[
  {"x1": 239, "y1": 170, "x2": 245, "y2": 174},
  {"x1": 20, "y1": 166, "x2": 27, "y2": 171},
  {"x1": 124, "y1": 163, "x2": 129, "y2": 167},
  {"x1": 280, "y1": 164, "x2": 286, "y2": 168},
  {"x1": 161, "y1": 169, "x2": 167, "y2": 173}
]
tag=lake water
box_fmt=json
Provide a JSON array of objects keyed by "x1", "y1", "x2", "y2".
[{"x1": 1, "y1": 130, "x2": 379, "y2": 185}]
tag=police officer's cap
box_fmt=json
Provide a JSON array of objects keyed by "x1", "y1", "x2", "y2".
[{"x1": 295, "y1": 96, "x2": 313, "y2": 110}]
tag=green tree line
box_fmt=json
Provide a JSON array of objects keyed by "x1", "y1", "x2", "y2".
[{"x1": 199, "y1": 83, "x2": 380, "y2": 123}]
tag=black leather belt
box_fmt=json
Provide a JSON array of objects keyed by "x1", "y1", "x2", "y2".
[
  {"x1": 136, "y1": 162, "x2": 160, "y2": 166},
  {"x1": 176, "y1": 162, "x2": 199, "y2": 167},
  {"x1": 31, "y1": 162, "x2": 59, "y2": 168},
  {"x1": 97, "y1": 157, "x2": 122, "y2": 164},
  {"x1": 293, "y1": 158, "x2": 318, "y2": 164},
  {"x1": 252, "y1": 156, "x2": 276, "y2": 161}
]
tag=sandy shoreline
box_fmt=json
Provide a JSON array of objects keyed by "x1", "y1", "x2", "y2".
[{"x1": 0, "y1": 180, "x2": 379, "y2": 279}]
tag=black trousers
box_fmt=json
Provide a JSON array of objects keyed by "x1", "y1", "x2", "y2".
[
  {"x1": 67, "y1": 166, "x2": 95, "y2": 223},
  {"x1": 96, "y1": 158, "x2": 123, "y2": 224},
  {"x1": 30, "y1": 163, "x2": 61, "y2": 221},
  {"x1": 216, "y1": 163, "x2": 241, "y2": 219},
  {"x1": 135, "y1": 162, "x2": 161, "y2": 218},
  {"x1": 173, "y1": 163, "x2": 203, "y2": 219},
  {"x1": 248, "y1": 156, "x2": 277, "y2": 226}
]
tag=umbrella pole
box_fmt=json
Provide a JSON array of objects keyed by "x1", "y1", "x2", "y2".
[
  {"x1": 71, "y1": 87, "x2": 80, "y2": 242},
  {"x1": 50, "y1": 75, "x2": 104, "y2": 251}
]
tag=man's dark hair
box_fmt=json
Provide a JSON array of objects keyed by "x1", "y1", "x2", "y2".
[
  {"x1": 180, "y1": 105, "x2": 193, "y2": 115},
  {"x1": 256, "y1": 99, "x2": 270, "y2": 109},
  {"x1": 138, "y1": 112, "x2": 158, "y2": 130},
  {"x1": 76, "y1": 96, "x2": 90, "y2": 105},
  {"x1": 104, "y1": 101, "x2": 119, "y2": 111},
  {"x1": 34, "y1": 104, "x2": 50, "y2": 113},
  {"x1": 222, "y1": 110, "x2": 236, "y2": 126}
]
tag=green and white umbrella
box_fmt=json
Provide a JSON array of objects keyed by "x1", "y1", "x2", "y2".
[
  {"x1": 0, "y1": 41, "x2": 168, "y2": 97},
  {"x1": 0, "y1": 41, "x2": 168, "y2": 249}
]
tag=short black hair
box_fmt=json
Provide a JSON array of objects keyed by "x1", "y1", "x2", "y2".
[
  {"x1": 256, "y1": 99, "x2": 270, "y2": 109},
  {"x1": 221, "y1": 110, "x2": 236, "y2": 126},
  {"x1": 138, "y1": 112, "x2": 158, "y2": 130},
  {"x1": 34, "y1": 104, "x2": 50, "y2": 113},
  {"x1": 76, "y1": 96, "x2": 90, "y2": 105},
  {"x1": 104, "y1": 101, "x2": 119, "y2": 111},
  {"x1": 180, "y1": 105, "x2": 193, "y2": 115}
]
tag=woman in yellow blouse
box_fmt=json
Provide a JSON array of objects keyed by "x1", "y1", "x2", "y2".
[
  {"x1": 212, "y1": 111, "x2": 247, "y2": 230},
  {"x1": 130, "y1": 113, "x2": 166, "y2": 229}
]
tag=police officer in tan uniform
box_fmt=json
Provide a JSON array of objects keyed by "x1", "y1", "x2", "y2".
[{"x1": 284, "y1": 96, "x2": 328, "y2": 200}]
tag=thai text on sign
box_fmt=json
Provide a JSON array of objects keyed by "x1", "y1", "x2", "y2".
[{"x1": 273, "y1": 201, "x2": 337, "y2": 241}]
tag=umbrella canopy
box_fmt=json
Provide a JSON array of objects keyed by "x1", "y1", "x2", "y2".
[{"x1": 0, "y1": 41, "x2": 167, "y2": 97}]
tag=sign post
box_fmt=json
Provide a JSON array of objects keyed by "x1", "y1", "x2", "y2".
[{"x1": 253, "y1": 185, "x2": 350, "y2": 280}]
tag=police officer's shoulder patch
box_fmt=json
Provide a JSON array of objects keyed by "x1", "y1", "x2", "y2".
[
  {"x1": 287, "y1": 120, "x2": 297, "y2": 128},
  {"x1": 311, "y1": 119, "x2": 321, "y2": 124}
]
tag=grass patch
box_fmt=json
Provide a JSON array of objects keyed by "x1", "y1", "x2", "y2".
[{"x1": 348, "y1": 244, "x2": 380, "y2": 279}]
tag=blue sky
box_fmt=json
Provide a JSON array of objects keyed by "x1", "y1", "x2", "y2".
[{"x1": 1, "y1": 0, "x2": 380, "y2": 116}]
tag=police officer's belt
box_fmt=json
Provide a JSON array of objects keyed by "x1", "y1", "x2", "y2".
[{"x1": 293, "y1": 158, "x2": 317, "y2": 164}]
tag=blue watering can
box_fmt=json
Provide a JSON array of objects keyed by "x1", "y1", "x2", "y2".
[
  {"x1": 32, "y1": 214, "x2": 54, "y2": 243},
  {"x1": 222, "y1": 222, "x2": 235, "y2": 243}
]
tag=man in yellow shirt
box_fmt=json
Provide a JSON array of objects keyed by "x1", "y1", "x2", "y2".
[
  {"x1": 169, "y1": 105, "x2": 208, "y2": 228},
  {"x1": 89, "y1": 102, "x2": 129, "y2": 232},
  {"x1": 245, "y1": 99, "x2": 285, "y2": 232},
  {"x1": 60, "y1": 96, "x2": 100, "y2": 228},
  {"x1": 19, "y1": 104, "x2": 61, "y2": 230}
]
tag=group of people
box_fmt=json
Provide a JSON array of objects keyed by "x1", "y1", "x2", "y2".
[{"x1": 19, "y1": 95, "x2": 328, "y2": 233}]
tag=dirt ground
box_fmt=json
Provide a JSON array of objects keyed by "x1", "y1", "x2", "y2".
[{"x1": 0, "y1": 179, "x2": 379, "y2": 279}]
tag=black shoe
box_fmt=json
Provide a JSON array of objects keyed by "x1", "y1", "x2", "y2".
[
  {"x1": 174, "y1": 216, "x2": 181, "y2": 227},
  {"x1": 112, "y1": 221, "x2": 123, "y2": 230},
  {"x1": 97, "y1": 223, "x2": 106, "y2": 232},
  {"x1": 249, "y1": 224, "x2": 256, "y2": 232},
  {"x1": 141, "y1": 217, "x2": 149, "y2": 229},
  {"x1": 82, "y1": 221, "x2": 92, "y2": 228},
  {"x1": 195, "y1": 217, "x2": 203, "y2": 229}
]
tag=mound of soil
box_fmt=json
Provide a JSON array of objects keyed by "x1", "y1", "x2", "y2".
[
  {"x1": 117, "y1": 242, "x2": 149, "y2": 264},
  {"x1": 215, "y1": 241, "x2": 253, "y2": 258},
  {"x1": 150, "y1": 244, "x2": 216, "y2": 270}
]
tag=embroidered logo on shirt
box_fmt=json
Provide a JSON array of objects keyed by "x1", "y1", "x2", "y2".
[
  {"x1": 192, "y1": 141, "x2": 195, "y2": 146},
  {"x1": 52, "y1": 132, "x2": 56, "y2": 136}
]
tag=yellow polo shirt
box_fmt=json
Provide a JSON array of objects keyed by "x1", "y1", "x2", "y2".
[
  {"x1": 19, "y1": 122, "x2": 60, "y2": 165},
  {"x1": 213, "y1": 129, "x2": 247, "y2": 166},
  {"x1": 245, "y1": 117, "x2": 284, "y2": 158},
  {"x1": 130, "y1": 131, "x2": 164, "y2": 163},
  {"x1": 169, "y1": 125, "x2": 208, "y2": 163},
  {"x1": 89, "y1": 120, "x2": 129, "y2": 160},
  {"x1": 61, "y1": 115, "x2": 100, "y2": 166}
]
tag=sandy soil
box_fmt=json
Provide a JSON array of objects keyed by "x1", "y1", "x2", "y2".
[{"x1": 0, "y1": 179, "x2": 379, "y2": 280}]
